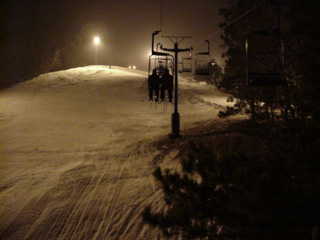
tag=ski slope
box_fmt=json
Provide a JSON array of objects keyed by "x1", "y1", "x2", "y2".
[{"x1": 0, "y1": 66, "x2": 232, "y2": 239}]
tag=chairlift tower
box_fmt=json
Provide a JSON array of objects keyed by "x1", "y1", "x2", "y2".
[{"x1": 161, "y1": 36, "x2": 192, "y2": 138}]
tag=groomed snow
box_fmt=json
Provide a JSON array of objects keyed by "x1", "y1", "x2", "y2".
[{"x1": 0, "y1": 66, "x2": 232, "y2": 239}]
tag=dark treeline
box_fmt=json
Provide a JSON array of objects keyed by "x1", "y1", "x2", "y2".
[
  {"x1": 219, "y1": 0, "x2": 320, "y2": 123},
  {"x1": 1, "y1": 0, "x2": 95, "y2": 88},
  {"x1": 143, "y1": 0, "x2": 320, "y2": 239}
]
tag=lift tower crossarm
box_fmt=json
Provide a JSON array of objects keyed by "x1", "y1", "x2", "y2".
[
  {"x1": 161, "y1": 47, "x2": 191, "y2": 53},
  {"x1": 162, "y1": 35, "x2": 192, "y2": 45},
  {"x1": 197, "y1": 40, "x2": 210, "y2": 55}
]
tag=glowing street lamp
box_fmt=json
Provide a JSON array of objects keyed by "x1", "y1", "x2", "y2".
[
  {"x1": 93, "y1": 36, "x2": 101, "y2": 65},
  {"x1": 93, "y1": 36, "x2": 101, "y2": 46}
]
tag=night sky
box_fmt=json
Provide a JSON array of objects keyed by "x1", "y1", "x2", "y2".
[{"x1": 2, "y1": 0, "x2": 226, "y2": 71}]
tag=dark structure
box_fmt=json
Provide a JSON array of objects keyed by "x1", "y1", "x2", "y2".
[
  {"x1": 195, "y1": 40, "x2": 211, "y2": 75},
  {"x1": 161, "y1": 36, "x2": 192, "y2": 138},
  {"x1": 147, "y1": 30, "x2": 174, "y2": 103}
]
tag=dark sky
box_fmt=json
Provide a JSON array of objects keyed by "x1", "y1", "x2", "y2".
[{"x1": 3, "y1": 0, "x2": 226, "y2": 71}]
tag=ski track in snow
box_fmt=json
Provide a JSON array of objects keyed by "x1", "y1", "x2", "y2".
[{"x1": 0, "y1": 66, "x2": 232, "y2": 240}]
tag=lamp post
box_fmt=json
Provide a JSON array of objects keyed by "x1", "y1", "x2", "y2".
[{"x1": 93, "y1": 36, "x2": 101, "y2": 65}]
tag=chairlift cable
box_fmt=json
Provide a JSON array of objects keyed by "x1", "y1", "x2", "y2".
[{"x1": 159, "y1": 0, "x2": 163, "y2": 32}]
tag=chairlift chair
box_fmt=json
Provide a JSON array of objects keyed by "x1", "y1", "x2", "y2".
[
  {"x1": 148, "y1": 55, "x2": 174, "y2": 77},
  {"x1": 195, "y1": 40, "x2": 211, "y2": 75},
  {"x1": 179, "y1": 56, "x2": 192, "y2": 73},
  {"x1": 148, "y1": 31, "x2": 174, "y2": 77},
  {"x1": 147, "y1": 30, "x2": 175, "y2": 102},
  {"x1": 148, "y1": 54, "x2": 174, "y2": 102}
]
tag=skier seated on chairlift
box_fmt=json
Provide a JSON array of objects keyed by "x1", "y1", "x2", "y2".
[
  {"x1": 160, "y1": 68, "x2": 174, "y2": 103},
  {"x1": 156, "y1": 64, "x2": 166, "y2": 77},
  {"x1": 148, "y1": 69, "x2": 160, "y2": 102}
]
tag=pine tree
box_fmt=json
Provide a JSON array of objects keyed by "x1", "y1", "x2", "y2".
[
  {"x1": 143, "y1": 141, "x2": 247, "y2": 239},
  {"x1": 143, "y1": 136, "x2": 320, "y2": 239}
]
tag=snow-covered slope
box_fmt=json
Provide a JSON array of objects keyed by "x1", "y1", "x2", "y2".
[{"x1": 0, "y1": 66, "x2": 231, "y2": 239}]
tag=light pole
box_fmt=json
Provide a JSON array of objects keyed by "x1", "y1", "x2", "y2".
[{"x1": 93, "y1": 36, "x2": 101, "y2": 65}]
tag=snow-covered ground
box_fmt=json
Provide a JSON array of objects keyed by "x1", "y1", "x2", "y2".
[{"x1": 0, "y1": 66, "x2": 232, "y2": 239}]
